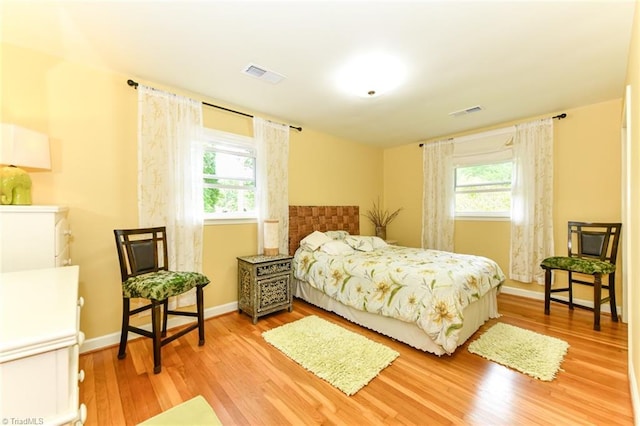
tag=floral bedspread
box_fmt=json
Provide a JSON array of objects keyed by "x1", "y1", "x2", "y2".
[{"x1": 293, "y1": 245, "x2": 505, "y2": 354}]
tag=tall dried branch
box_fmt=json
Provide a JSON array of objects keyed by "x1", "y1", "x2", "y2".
[{"x1": 365, "y1": 198, "x2": 403, "y2": 227}]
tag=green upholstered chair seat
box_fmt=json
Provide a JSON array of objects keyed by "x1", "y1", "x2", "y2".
[
  {"x1": 541, "y1": 256, "x2": 616, "y2": 275},
  {"x1": 123, "y1": 270, "x2": 209, "y2": 300}
]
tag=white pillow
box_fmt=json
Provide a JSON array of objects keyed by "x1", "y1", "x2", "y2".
[
  {"x1": 344, "y1": 235, "x2": 388, "y2": 252},
  {"x1": 324, "y1": 230, "x2": 350, "y2": 240},
  {"x1": 371, "y1": 236, "x2": 389, "y2": 249},
  {"x1": 319, "y1": 240, "x2": 355, "y2": 255},
  {"x1": 300, "y1": 231, "x2": 333, "y2": 251}
]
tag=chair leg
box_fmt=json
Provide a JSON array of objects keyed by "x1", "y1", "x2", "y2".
[
  {"x1": 197, "y1": 285, "x2": 205, "y2": 346},
  {"x1": 118, "y1": 298, "x2": 130, "y2": 360},
  {"x1": 162, "y1": 299, "x2": 169, "y2": 338},
  {"x1": 544, "y1": 269, "x2": 552, "y2": 315},
  {"x1": 609, "y1": 273, "x2": 619, "y2": 322},
  {"x1": 151, "y1": 300, "x2": 163, "y2": 374},
  {"x1": 593, "y1": 274, "x2": 602, "y2": 331},
  {"x1": 568, "y1": 272, "x2": 574, "y2": 310}
]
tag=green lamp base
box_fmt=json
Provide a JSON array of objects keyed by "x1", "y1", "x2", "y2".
[{"x1": 0, "y1": 165, "x2": 32, "y2": 205}]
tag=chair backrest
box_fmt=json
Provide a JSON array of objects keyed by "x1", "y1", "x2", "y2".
[
  {"x1": 567, "y1": 221, "x2": 622, "y2": 264},
  {"x1": 114, "y1": 227, "x2": 169, "y2": 281}
]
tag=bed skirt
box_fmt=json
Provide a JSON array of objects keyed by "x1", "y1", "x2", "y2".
[{"x1": 293, "y1": 278, "x2": 500, "y2": 355}]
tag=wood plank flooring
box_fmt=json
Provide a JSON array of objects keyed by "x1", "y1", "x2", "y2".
[{"x1": 80, "y1": 293, "x2": 632, "y2": 425}]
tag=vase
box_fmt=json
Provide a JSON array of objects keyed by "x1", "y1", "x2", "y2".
[{"x1": 375, "y1": 226, "x2": 387, "y2": 240}]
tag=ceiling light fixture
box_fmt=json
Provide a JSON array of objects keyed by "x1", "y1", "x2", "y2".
[{"x1": 335, "y1": 53, "x2": 406, "y2": 98}]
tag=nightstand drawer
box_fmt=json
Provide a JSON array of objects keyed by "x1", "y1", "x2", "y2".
[
  {"x1": 256, "y1": 260, "x2": 292, "y2": 277},
  {"x1": 257, "y1": 273, "x2": 291, "y2": 313}
]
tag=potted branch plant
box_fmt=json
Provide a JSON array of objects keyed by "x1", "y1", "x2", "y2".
[{"x1": 364, "y1": 199, "x2": 403, "y2": 241}]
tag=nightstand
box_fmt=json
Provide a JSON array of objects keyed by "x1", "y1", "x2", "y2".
[{"x1": 237, "y1": 254, "x2": 293, "y2": 324}]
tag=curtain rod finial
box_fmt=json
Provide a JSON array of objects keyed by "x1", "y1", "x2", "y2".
[{"x1": 127, "y1": 79, "x2": 139, "y2": 88}]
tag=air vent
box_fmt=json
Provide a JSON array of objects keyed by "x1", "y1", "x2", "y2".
[
  {"x1": 245, "y1": 65, "x2": 266, "y2": 78},
  {"x1": 241, "y1": 63, "x2": 286, "y2": 84},
  {"x1": 449, "y1": 105, "x2": 483, "y2": 117}
]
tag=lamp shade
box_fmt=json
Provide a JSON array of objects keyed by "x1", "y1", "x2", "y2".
[
  {"x1": 263, "y1": 219, "x2": 279, "y2": 256},
  {"x1": 0, "y1": 124, "x2": 51, "y2": 170},
  {"x1": 0, "y1": 124, "x2": 51, "y2": 205}
]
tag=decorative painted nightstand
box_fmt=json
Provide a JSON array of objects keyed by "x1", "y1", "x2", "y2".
[{"x1": 237, "y1": 254, "x2": 293, "y2": 324}]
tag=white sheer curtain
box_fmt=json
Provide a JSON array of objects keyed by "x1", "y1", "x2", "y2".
[
  {"x1": 422, "y1": 139, "x2": 455, "y2": 251},
  {"x1": 254, "y1": 117, "x2": 289, "y2": 255},
  {"x1": 137, "y1": 85, "x2": 204, "y2": 306},
  {"x1": 510, "y1": 118, "x2": 554, "y2": 284}
]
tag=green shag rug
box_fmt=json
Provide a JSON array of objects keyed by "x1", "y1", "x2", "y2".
[
  {"x1": 262, "y1": 315, "x2": 399, "y2": 395},
  {"x1": 468, "y1": 322, "x2": 569, "y2": 381}
]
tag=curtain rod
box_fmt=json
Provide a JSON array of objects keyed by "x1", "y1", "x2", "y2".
[
  {"x1": 418, "y1": 113, "x2": 567, "y2": 147},
  {"x1": 127, "y1": 79, "x2": 302, "y2": 132}
]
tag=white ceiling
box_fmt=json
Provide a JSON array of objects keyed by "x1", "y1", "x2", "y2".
[{"x1": 1, "y1": 0, "x2": 636, "y2": 147}]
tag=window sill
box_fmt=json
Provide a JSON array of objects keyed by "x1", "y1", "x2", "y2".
[
  {"x1": 455, "y1": 215, "x2": 510, "y2": 222},
  {"x1": 205, "y1": 217, "x2": 257, "y2": 226}
]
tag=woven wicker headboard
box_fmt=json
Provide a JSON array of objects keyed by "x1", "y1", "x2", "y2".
[{"x1": 288, "y1": 205, "x2": 360, "y2": 255}]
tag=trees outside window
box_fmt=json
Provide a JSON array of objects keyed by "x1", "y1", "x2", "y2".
[
  {"x1": 454, "y1": 162, "x2": 512, "y2": 217},
  {"x1": 202, "y1": 130, "x2": 256, "y2": 220}
]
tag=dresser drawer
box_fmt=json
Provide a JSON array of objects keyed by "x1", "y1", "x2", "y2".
[
  {"x1": 0, "y1": 266, "x2": 84, "y2": 425},
  {"x1": 56, "y1": 245, "x2": 72, "y2": 267},
  {"x1": 55, "y1": 216, "x2": 71, "y2": 257},
  {"x1": 0, "y1": 205, "x2": 70, "y2": 272},
  {"x1": 0, "y1": 345, "x2": 81, "y2": 424}
]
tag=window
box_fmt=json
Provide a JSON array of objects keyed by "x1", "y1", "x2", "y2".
[
  {"x1": 202, "y1": 129, "x2": 256, "y2": 220},
  {"x1": 455, "y1": 162, "x2": 512, "y2": 217},
  {"x1": 452, "y1": 128, "x2": 514, "y2": 218}
]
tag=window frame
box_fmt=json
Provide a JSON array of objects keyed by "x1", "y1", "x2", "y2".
[
  {"x1": 201, "y1": 128, "x2": 257, "y2": 224},
  {"x1": 452, "y1": 128, "x2": 515, "y2": 220},
  {"x1": 454, "y1": 161, "x2": 513, "y2": 219}
]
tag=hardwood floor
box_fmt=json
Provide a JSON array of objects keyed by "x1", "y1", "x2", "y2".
[{"x1": 80, "y1": 293, "x2": 632, "y2": 425}]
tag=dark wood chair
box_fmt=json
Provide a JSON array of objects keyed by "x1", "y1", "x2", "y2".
[
  {"x1": 540, "y1": 221, "x2": 621, "y2": 331},
  {"x1": 114, "y1": 227, "x2": 210, "y2": 373}
]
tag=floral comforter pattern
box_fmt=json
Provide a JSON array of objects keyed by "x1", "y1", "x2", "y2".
[{"x1": 293, "y1": 245, "x2": 505, "y2": 354}]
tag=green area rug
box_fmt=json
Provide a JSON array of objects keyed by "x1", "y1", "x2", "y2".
[
  {"x1": 262, "y1": 315, "x2": 399, "y2": 395},
  {"x1": 138, "y1": 395, "x2": 222, "y2": 425},
  {"x1": 468, "y1": 322, "x2": 569, "y2": 381}
]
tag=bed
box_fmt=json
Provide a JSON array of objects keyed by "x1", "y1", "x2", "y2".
[{"x1": 288, "y1": 205, "x2": 505, "y2": 355}]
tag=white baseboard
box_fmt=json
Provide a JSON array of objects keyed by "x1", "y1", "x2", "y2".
[
  {"x1": 81, "y1": 286, "x2": 621, "y2": 354},
  {"x1": 500, "y1": 285, "x2": 619, "y2": 315},
  {"x1": 80, "y1": 301, "x2": 238, "y2": 354}
]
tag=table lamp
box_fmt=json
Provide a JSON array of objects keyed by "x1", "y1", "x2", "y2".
[
  {"x1": 0, "y1": 124, "x2": 51, "y2": 205},
  {"x1": 263, "y1": 219, "x2": 279, "y2": 256}
]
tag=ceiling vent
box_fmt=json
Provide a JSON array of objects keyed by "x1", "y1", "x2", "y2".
[
  {"x1": 241, "y1": 63, "x2": 286, "y2": 84},
  {"x1": 449, "y1": 105, "x2": 483, "y2": 117}
]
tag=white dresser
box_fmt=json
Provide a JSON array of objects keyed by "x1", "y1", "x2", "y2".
[
  {"x1": 0, "y1": 265, "x2": 86, "y2": 425},
  {"x1": 0, "y1": 205, "x2": 71, "y2": 272}
]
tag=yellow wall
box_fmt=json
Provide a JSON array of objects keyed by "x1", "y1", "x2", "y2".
[
  {"x1": 625, "y1": 0, "x2": 640, "y2": 416},
  {"x1": 383, "y1": 142, "x2": 423, "y2": 248},
  {"x1": 384, "y1": 99, "x2": 622, "y2": 302},
  {"x1": 1, "y1": 43, "x2": 383, "y2": 340}
]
